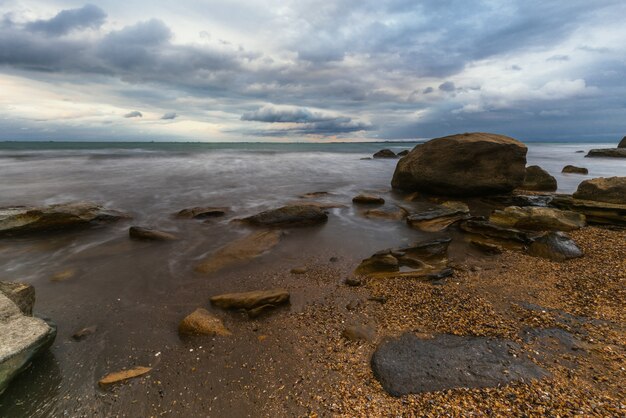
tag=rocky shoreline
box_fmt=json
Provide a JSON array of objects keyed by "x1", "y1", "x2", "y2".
[{"x1": 1, "y1": 132, "x2": 625, "y2": 416}]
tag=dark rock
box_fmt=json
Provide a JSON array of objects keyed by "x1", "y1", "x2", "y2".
[
  {"x1": 129, "y1": 226, "x2": 178, "y2": 241},
  {"x1": 373, "y1": 149, "x2": 397, "y2": 158},
  {"x1": 329, "y1": 257, "x2": 339, "y2": 262},
  {"x1": 397, "y1": 150, "x2": 409, "y2": 156},
  {"x1": 210, "y1": 289, "x2": 290, "y2": 310},
  {"x1": 368, "y1": 296, "x2": 387, "y2": 304},
  {"x1": 345, "y1": 277, "x2": 362, "y2": 287},
  {"x1": 175, "y1": 207, "x2": 228, "y2": 219},
  {"x1": 575, "y1": 150, "x2": 585, "y2": 153},
  {"x1": 489, "y1": 206, "x2": 586, "y2": 231},
  {"x1": 290, "y1": 267, "x2": 307, "y2": 274},
  {"x1": 586, "y1": 148, "x2": 626, "y2": 158},
  {"x1": 71, "y1": 326, "x2": 97, "y2": 341},
  {"x1": 0, "y1": 202, "x2": 128, "y2": 236},
  {"x1": 551, "y1": 195, "x2": 626, "y2": 227},
  {"x1": 352, "y1": 194, "x2": 385, "y2": 204},
  {"x1": 371, "y1": 333, "x2": 547, "y2": 396},
  {"x1": 241, "y1": 205, "x2": 328, "y2": 227},
  {"x1": 481, "y1": 194, "x2": 553, "y2": 208},
  {"x1": 178, "y1": 308, "x2": 231, "y2": 336},
  {"x1": 0, "y1": 281, "x2": 35, "y2": 315},
  {"x1": 562, "y1": 165, "x2": 588, "y2": 175},
  {"x1": 391, "y1": 132, "x2": 527, "y2": 196},
  {"x1": 573, "y1": 177, "x2": 626, "y2": 204},
  {"x1": 406, "y1": 202, "x2": 470, "y2": 232},
  {"x1": 425, "y1": 267, "x2": 454, "y2": 280},
  {"x1": 528, "y1": 231, "x2": 583, "y2": 261},
  {"x1": 460, "y1": 219, "x2": 535, "y2": 246},
  {"x1": 342, "y1": 324, "x2": 376, "y2": 342},
  {"x1": 247, "y1": 303, "x2": 282, "y2": 319},
  {"x1": 520, "y1": 165, "x2": 557, "y2": 192},
  {"x1": 619, "y1": 136, "x2": 626, "y2": 148}
]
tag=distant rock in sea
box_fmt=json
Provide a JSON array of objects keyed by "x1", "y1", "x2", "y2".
[
  {"x1": 586, "y1": 148, "x2": 626, "y2": 158},
  {"x1": 618, "y1": 136, "x2": 626, "y2": 148}
]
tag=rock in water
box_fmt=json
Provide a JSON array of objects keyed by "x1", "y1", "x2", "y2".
[
  {"x1": 352, "y1": 194, "x2": 385, "y2": 204},
  {"x1": 562, "y1": 165, "x2": 588, "y2": 174},
  {"x1": 528, "y1": 232, "x2": 583, "y2": 261},
  {"x1": 0, "y1": 202, "x2": 128, "y2": 235},
  {"x1": 178, "y1": 308, "x2": 231, "y2": 336},
  {"x1": 175, "y1": 207, "x2": 228, "y2": 219},
  {"x1": 241, "y1": 205, "x2": 328, "y2": 227},
  {"x1": 0, "y1": 292, "x2": 56, "y2": 395},
  {"x1": 586, "y1": 148, "x2": 626, "y2": 158},
  {"x1": 210, "y1": 289, "x2": 290, "y2": 310},
  {"x1": 520, "y1": 166, "x2": 557, "y2": 192},
  {"x1": 98, "y1": 366, "x2": 152, "y2": 388},
  {"x1": 406, "y1": 202, "x2": 470, "y2": 232},
  {"x1": 195, "y1": 230, "x2": 282, "y2": 274},
  {"x1": 129, "y1": 226, "x2": 178, "y2": 241},
  {"x1": 489, "y1": 206, "x2": 586, "y2": 231},
  {"x1": 391, "y1": 133, "x2": 527, "y2": 196},
  {"x1": 371, "y1": 333, "x2": 547, "y2": 396},
  {"x1": 397, "y1": 150, "x2": 410, "y2": 156},
  {"x1": 573, "y1": 177, "x2": 626, "y2": 204},
  {"x1": 619, "y1": 136, "x2": 626, "y2": 148},
  {"x1": 373, "y1": 149, "x2": 397, "y2": 158}
]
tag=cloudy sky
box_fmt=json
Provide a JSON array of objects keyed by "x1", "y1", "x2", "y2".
[{"x1": 0, "y1": 1, "x2": 625, "y2": 142}]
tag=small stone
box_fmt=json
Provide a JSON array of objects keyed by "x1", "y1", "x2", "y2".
[
  {"x1": 352, "y1": 194, "x2": 385, "y2": 205},
  {"x1": 329, "y1": 257, "x2": 339, "y2": 262},
  {"x1": 178, "y1": 308, "x2": 231, "y2": 336},
  {"x1": 72, "y1": 325, "x2": 97, "y2": 341},
  {"x1": 98, "y1": 366, "x2": 152, "y2": 388},
  {"x1": 345, "y1": 277, "x2": 362, "y2": 287},
  {"x1": 290, "y1": 267, "x2": 307, "y2": 274},
  {"x1": 342, "y1": 324, "x2": 376, "y2": 342}
]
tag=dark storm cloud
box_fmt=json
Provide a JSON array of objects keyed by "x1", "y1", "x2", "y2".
[
  {"x1": 438, "y1": 81, "x2": 456, "y2": 92},
  {"x1": 242, "y1": 106, "x2": 342, "y2": 123},
  {"x1": 124, "y1": 111, "x2": 143, "y2": 118},
  {"x1": 26, "y1": 4, "x2": 106, "y2": 36},
  {"x1": 161, "y1": 112, "x2": 177, "y2": 120}
]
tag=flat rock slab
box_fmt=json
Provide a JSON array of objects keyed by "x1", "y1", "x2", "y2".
[
  {"x1": 490, "y1": 206, "x2": 586, "y2": 232},
  {"x1": 210, "y1": 289, "x2": 290, "y2": 310},
  {"x1": 352, "y1": 194, "x2": 385, "y2": 204},
  {"x1": 241, "y1": 205, "x2": 328, "y2": 227},
  {"x1": 371, "y1": 333, "x2": 547, "y2": 396}
]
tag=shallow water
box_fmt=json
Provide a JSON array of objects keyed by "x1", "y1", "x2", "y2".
[{"x1": 0, "y1": 141, "x2": 624, "y2": 416}]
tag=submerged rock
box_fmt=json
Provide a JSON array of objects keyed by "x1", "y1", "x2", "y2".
[
  {"x1": 0, "y1": 290, "x2": 56, "y2": 395},
  {"x1": 371, "y1": 333, "x2": 547, "y2": 396},
  {"x1": 489, "y1": 206, "x2": 586, "y2": 231},
  {"x1": 586, "y1": 148, "x2": 626, "y2": 158},
  {"x1": 562, "y1": 165, "x2": 588, "y2": 174},
  {"x1": 573, "y1": 177, "x2": 626, "y2": 205},
  {"x1": 195, "y1": 230, "x2": 282, "y2": 274},
  {"x1": 406, "y1": 202, "x2": 470, "y2": 232},
  {"x1": 373, "y1": 149, "x2": 397, "y2": 158},
  {"x1": 528, "y1": 232, "x2": 583, "y2": 261},
  {"x1": 129, "y1": 226, "x2": 178, "y2": 241},
  {"x1": 550, "y1": 195, "x2": 626, "y2": 226},
  {"x1": 391, "y1": 132, "x2": 527, "y2": 196},
  {"x1": 241, "y1": 205, "x2": 328, "y2": 227},
  {"x1": 0, "y1": 202, "x2": 128, "y2": 236},
  {"x1": 364, "y1": 206, "x2": 408, "y2": 221},
  {"x1": 98, "y1": 366, "x2": 152, "y2": 388},
  {"x1": 175, "y1": 207, "x2": 228, "y2": 219},
  {"x1": 210, "y1": 289, "x2": 290, "y2": 311},
  {"x1": 520, "y1": 165, "x2": 557, "y2": 192},
  {"x1": 352, "y1": 194, "x2": 385, "y2": 205},
  {"x1": 178, "y1": 308, "x2": 231, "y2": 336},
  {"x1": 71, "y1": 326, "x2": 97, "y2": 341}
]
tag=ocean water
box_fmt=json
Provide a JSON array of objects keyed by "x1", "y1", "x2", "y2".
[{"x1": 0, "y1": 140, "x2": 624, "y2": 416}]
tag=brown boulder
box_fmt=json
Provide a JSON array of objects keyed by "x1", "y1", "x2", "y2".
[
  {"x1": 489, "y1": 206, "x2": 585, "y2": 231},
  {"x1": 178, "y1": 308, "x2": 231, "y2": 336},
  {"x1": 573, "y1": 177, "x2": 626, "y2": 204},
  {"x1": 619, "y1": 136, "x2": 626, "y2": 148},
  {"x1": 373, "y1": 149, "x2": 397, "y2": 158},
  {"x1": 241, "y1": 205, "x2": 328, "y2": 227},
  {"x1": 352, "y1": 194, "x2": 385, "y2": 204},
  {"x1": 391, "y1": 133, "x2": 527, "y2": 196},
  {"x1": 586, "y1": 148, "x2": 626, "y2": 158},
  {"x1": 562, "y1": 165, "x2": 588, "y2": 174},
  {"x1": 520, "y1": 166, "x2": 557, "y2": 192},
  {"x1": 528, "y1": 232, "x2": 583, "y2": 262}
]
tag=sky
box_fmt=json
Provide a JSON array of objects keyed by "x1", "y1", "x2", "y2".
[{"x1": 0, "y1": 1, "x2": 625, "y2": 142}]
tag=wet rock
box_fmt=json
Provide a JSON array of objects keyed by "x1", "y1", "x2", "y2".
[
  {"x1": 520, "y1": 165, "x2": 557, "y2": 192},
  {"x1": 241, "y1": 205, "x2": 328, "y2": 227},
  {"x1": 98, "y1": 366, "x2": 152, "y2": 388},
  {"x1": 175, "y1": 207, "x2": 228, "y2": 219},
  {"x1": 470, "y1": 239, "x2": 503, "y2": 255},
  {"x1": 342, "y1": 324, "x2": 376, "y2": 342},
  {"x1": 406, "y1": 202, "x2": 469, "y2": 232},
  {"x1": 210, "y1": 289, "x2": 290, "y2": 310},
  {"x1": 345, "y1": 277, "x2": 362, "y2": 287},
  {"x1": 0, "y1": 202, "x2": 128, "y2": 236},
  {"x1": 50, "y1": 269, "x2": 76, "y2": 282},
  {"x1": 397, "y1": 150, "x2": 410, "y2": 156},
  {"x1": 0, "y1": 292, "x2": 56, "y2": 395},
  {"x1": 528, "y1": 232, "x2": 583, "y2": 261},
  {"x1": 352, "y1": 194, "x2": 385, "y2": 204},
  {"x1": 195, "y1": 230, "x2": 282, "y2": 274},
  {"x1": 619, "y1": 136, "x2": 626, "y2": 148},
  {"x1": 364, "y1": 206, "x2": 408, "y2": 221},
  {"x1": 178, "y1": 308, "x2": 231, "y2": 336},
  {"x1": 391, "y1": 133, "x2": 527, "y2": 196},
  {"x1": 586, "y1": 148, "x2": 626, "y2": 158},
  {"x1": 247, "y1": 304, "x2": 281, "y2": 319},
  {"x1": 299, "y1": 191, "x2": 331, "y2": 198},
  {"x1": 550, "y1": 195, "x2": 626, "y2": 226},
  {"x1": 489, "y1": 206, "x2": 586, "y2": 231},
  {"x1": 562, "y1": 165, "x2": 588, "y2": 174},
  {"x1": 0, "y1": 281, "x2": 35, "y2": 315},
  {"x1": 355, "y1": 253, "x2": 399, "y2": 276},
  {"x1": 329, "y1": 257, "x2": 339, "y2": 262},
  {"x1": 129, "y1": 226, "x2": 178, "y2": 241},
  {"x1": 71, "y1": 326, "x2": 97, "y2": 341},
  {"x1": 373, "y1": 149, "x2": 397, "y2": 158},
  {"x1": 573, "y1": 177, "x2": 626, "y2": 204},
  {"x1": 290, "y1": 267, "x2": 307, "y2": 274},
  {"x1": 481, "y1": 194, "x2": 553, "y2": 208},
  {"x1": 286, "y1": 200, "x2": 347, "y2": 209},
  {"x1": 371, "y1": 333, "x2": 547, "y2": 396},
  {"x1": 459, "y1": 219, "x2": 535, "y2": 247}
]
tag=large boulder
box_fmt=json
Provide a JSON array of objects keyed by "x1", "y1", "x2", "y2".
[
  {"x1": 0, "y1": 202, "x2": 128, "y2": 236},
  {"x1": 562, "y1": 165, "x2": 588, "y2": 174},
  {"x1": 520, "y1": 166, "x2": 557, "y2": 192},
  {"x1": 489, "y1": 206, "x2": 586, "y2": 231},
  {"x1": 619, "y1": 136, "x2": 626, "y2": 148},
  {"x1": 391, "y1": 133, "x2": 527, "y2": 196},
  {"x1": 373, "y1": 149, "x2": 397, "y2": 158},
  {"x1": 573, "y1": 177, "x2": 626, "y2": 205},
  {"x1": 528, "y1": 232, "x2": 583, "y2": 262},
  {"x1": 0, "y1": 290, "x2": 56, "y2": 395},
  {"x1": 586, "y1": 148, "x2": 626, "y2": 158},
  {"x1": 240, "y1": 205, "x2": 328, "y2": 227}
]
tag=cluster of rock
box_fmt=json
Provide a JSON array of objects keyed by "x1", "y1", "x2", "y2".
[{"x1": 585, "y1": 135, "x2": 626, "y2": 158}]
